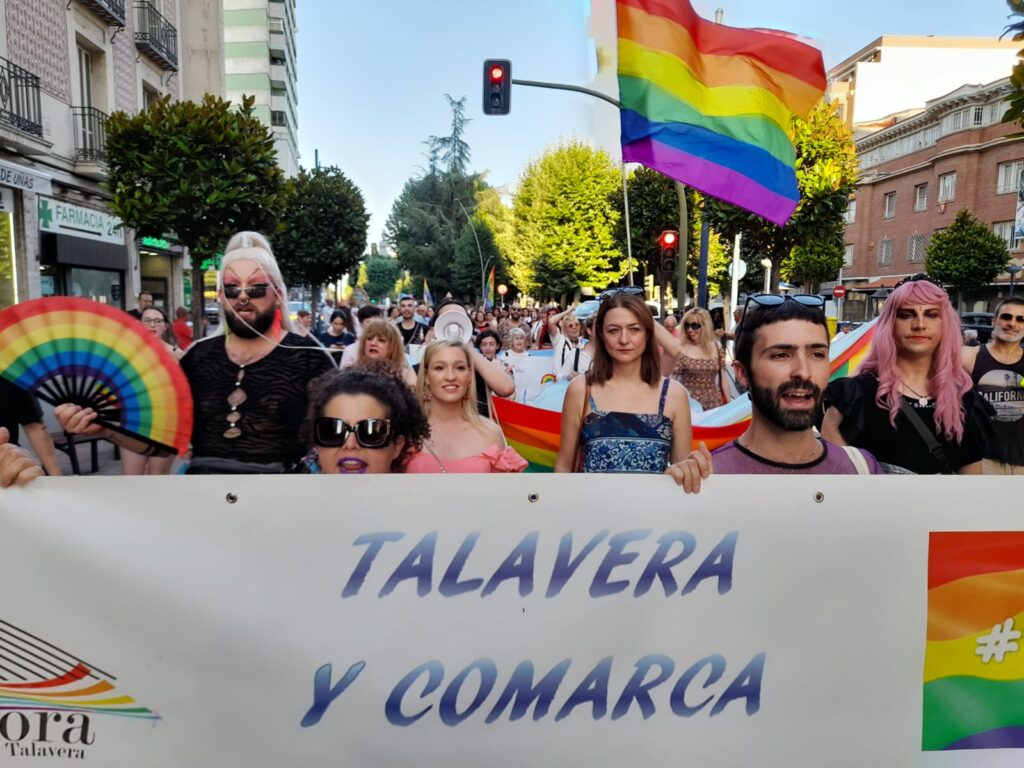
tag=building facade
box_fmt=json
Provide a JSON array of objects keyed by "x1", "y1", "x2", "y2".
[
  {"x1": 0, "y1": 0, "x2": 223, "y2": 315},
  {"x1": 223, "y1": 0, "x2": 297, "y2": 176},
  {"x1": 840, "y1": 78, "x2": 1024, "y2": 320}
]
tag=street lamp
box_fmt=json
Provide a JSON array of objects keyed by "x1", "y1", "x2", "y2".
[
  {"x1": 497, "y1": 283, "x2": 508, "y2": 308},
  {"x1": 1008, "y1": 264, "x2": 1023, "y2": 296},
  {"x1": 760, "y1": 257, "x2": 772, "y2": 293}
]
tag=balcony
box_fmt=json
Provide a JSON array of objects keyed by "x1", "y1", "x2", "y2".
[
  {"x1": 78, "y1": 0, "x2": 127, "y2": 27},
  {"x1": 0, "y1": 57, "x2": 43, "y2": 139},
  {"x1": 73, "y1": 107, "x2": 108, "y2": 161},
  {"x1": 134, "y1": 1, "x2": 178, "y2": 71}
]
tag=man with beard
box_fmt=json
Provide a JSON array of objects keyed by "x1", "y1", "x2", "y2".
[
  {"x1": 57, "y1": 232, "x2": 334, "y2": 473},
  {"x1": 963, "y1": 296, "x2": 1024, "y2": 474},
  {"x1": 712, "y1": 297, "x2": 881, "y2": 474},
  {"x1": 498, "y1": 306, "x2": 532, "y2": 349},
  {"x1": 395, "y1": 294, "x2": 426, "y2": 349}
]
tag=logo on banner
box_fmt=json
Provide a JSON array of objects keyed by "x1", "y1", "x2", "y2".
[
  {"x1": 0, "y1": 620, "x2": 158, "y2": 760},
  {"x1": 923, "y1": 532, "x2": 1024, "y2": 751}
]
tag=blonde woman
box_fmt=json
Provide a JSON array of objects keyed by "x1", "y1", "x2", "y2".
[
  {"x1": 664, "y1": 307, "x2": 730, "y2": 411},
  {"x1": 405, "y1": 340, "x2": 526, "y2": 473},
  {"x1": 348, "y1": 318, "x2": 417, "y2": 388}
]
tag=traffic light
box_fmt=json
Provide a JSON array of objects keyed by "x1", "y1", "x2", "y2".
[
  {"x1": 658, "y1": 229, "x2": 679, "y2": 275},
  {"x1": 483, "y1": 59, "x2": 511, "y2": 115}
]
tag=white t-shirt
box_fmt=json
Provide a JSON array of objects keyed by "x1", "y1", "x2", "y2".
[{"x1": 552, "y1": 333, "x2": 592, "y2": 380}]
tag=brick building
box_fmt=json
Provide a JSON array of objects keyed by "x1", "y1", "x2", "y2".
[
  {"x1": 0, "y1": 0, "x2": 223, "y2": 314},
  {"x1": 840, "y1": 77, "x2": 1024, "y2": 321}
]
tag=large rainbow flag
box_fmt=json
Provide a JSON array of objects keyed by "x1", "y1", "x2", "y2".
[
  {"x1": 616, "y1": 0, "x2": 826, "y2": 226},
  {"x1": 494, "y1": 319, "x2": 876, "y2": 472},
  {"x1": 923, "y1": 532, "x2": 1024, "y2": 751}
]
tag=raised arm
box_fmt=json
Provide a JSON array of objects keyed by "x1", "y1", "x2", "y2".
[{"x1": 470, "y1": 348, "x2": 516, "y2": 398}]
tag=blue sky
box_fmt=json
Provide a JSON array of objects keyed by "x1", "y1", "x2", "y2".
[{"x1": 296, "y1": 0, "x2": 1017, "y2": 244}]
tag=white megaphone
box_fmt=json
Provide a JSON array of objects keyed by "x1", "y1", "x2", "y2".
[{"x1": 434, "y1": 305, "x2": 474, "y2": 344}]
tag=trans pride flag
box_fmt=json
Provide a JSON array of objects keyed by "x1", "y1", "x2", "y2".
[
  {"x1": 923, "y1": 532, "x2": 1024, "y2": 751},
  {"x1": 616, "y1": 0, "x2": 826, "y2": 225}
]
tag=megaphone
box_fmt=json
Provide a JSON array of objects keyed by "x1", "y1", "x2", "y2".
[{"x1": 434, "y1": 305, "x2": 474, "y2": 344}]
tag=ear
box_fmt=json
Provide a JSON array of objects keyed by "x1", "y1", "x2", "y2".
[{"x1": 733, "y1": 360, "x2": 749, "y2": 390}]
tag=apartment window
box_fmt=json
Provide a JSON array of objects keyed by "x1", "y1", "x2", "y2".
[
  {"x1": 269, "y1": 17, "x2": 285, "y2": 33},
  {"x1": 993, "y1": 221, "x2": 1022, "y2": 252},
  {"x1": 907, "y1": 234, "x2": 926, "y2": 263},
  {"x1": 877, "y1": 238, "x2": 894, "y2": 266},
  {"x1": 914, "y1": 183, "x2": 928, "y2": 212},
  {"x1": 997, "y1": 161, "x2": 1024, "y2": 194},
  {"x1": 844, "y1": 199, "x2": 856, "y2": 224},
  {"x1": 271, "y1": 110, "x2": 287, "y2": 127},
  {"x1": 843, "y1": 244, "x2": 854, "y2": 268},
  {"x1": 973, "y1": 106, "x2": 984, "y2": 126},
  {"x1": 938, "y1": 172, "x2": 956, "y2": 203},
  {"x1": 77, "y1": 47, "x2": 93, "y2": 108},
  {"x1": 143, "y1": 84, "x2": 160, "y2": 110},
  {"x1": 883, "y1": 192, "x2": 896, "y2": 219}
]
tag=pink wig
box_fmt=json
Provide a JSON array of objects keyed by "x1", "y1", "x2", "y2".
[{"x1": 856, "y1": 279, "x2": 972, "y2": 442}]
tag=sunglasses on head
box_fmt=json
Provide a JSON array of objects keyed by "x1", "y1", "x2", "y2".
[
  {"x1": 736, "y1": 294, "x2": 826, "y2": 339},
  {"x1": 999, "y1": 312, "x2": 1024, "y2": 324},
  {"x1": 598, "y1": 286, "x2": 645, "y2": 301},
  {"x1": 314, "y1": 417, "x2": 393, "y2": 449},
  {"x1": 894, "y1": 273, "x2": 940, "y2": 290},
  {"x1": 223, "y1": 283, "x2": 272, "y2": 300}
]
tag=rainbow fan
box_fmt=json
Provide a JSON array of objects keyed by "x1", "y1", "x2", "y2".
[{"x1": 0, "y1": 297, "x2": 193, "y2": 455}]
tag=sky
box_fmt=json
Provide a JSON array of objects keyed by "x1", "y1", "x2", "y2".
[{"x1": 296, "y1": 0, "x2": 1017, "y2": 245}]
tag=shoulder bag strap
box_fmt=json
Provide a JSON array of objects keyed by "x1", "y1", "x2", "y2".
[
  {"x1": 842, "y1": 445, "x2": 871, "y2": 475},
  {"x1": 897, "y1": 399, "x2": 953, "y2": 474}
]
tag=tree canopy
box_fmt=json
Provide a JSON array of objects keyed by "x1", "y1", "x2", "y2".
[
  {"x1": 104, "y1": 94, "x2": 282, "y2": 333},
  {"x1": 926, "y1": 209, "x2": 1010, "y2": 304}
]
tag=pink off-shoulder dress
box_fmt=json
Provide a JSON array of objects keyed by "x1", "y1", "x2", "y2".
[{"x1": 405, "y1": 445, "x2": 528, "y2": 474}]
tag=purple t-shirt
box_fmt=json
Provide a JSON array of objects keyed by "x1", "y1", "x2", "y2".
[{"x1": 713, "y1": 439, "x2": 883, "y2": 474}]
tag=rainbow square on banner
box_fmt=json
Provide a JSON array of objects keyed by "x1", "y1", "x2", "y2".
[{"x1": 923, "y1": 532, "x2": 1024, "y2": 751}]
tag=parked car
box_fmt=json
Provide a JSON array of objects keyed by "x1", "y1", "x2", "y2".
[{"x1": 960, "y1": 312, "x2": 993, "y2": 344}]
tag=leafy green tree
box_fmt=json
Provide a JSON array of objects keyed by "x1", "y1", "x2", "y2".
[
  {"x1": 926, "y1": 209, "x2": 1010, "y2": 306},
  {"x1": 703, "y1": 100, "x2": 858, "y2": 293},
  {"x1": 1003, "y1": 0, "x2": 1024, "y2": 127},
  {"x1": 508, "y1": 140, "x2": 623, "y2": 299},
  {"x1": 104, "y1": 94, "x2": 283, "y2": 335},
  {"x1": 364, "y1": 254, "x2": 400, "y2": 302},
  {"x1": 274, "y1": 165, "x2": 369, "y2": 321},
  {"x1": 451, "y1": 217, "x2": 508, "y2": 301}
]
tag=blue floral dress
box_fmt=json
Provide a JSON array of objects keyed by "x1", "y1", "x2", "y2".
[{"x1": 580, "y1": 379, "x2": 673, "y2": 473}]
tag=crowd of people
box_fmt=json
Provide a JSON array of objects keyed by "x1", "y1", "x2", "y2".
[{"x1": 2, "y1": 230, "x2": 1022, "y2": 490}]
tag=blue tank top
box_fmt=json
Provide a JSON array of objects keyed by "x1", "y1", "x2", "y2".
[{"x1": 580, "y1": 378, "x2": 673, "y2": 473}]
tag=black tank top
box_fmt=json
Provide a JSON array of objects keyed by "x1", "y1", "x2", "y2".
[{"x1": 971, "y1": 344, "x2": 1024, "y2": 464}]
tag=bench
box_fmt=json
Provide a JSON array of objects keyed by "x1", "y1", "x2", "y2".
[{"x1": 50, "y1": 432, "x2": 104, "y2": 475}]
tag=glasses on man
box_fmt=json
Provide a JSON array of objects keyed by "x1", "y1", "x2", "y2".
[
  {"x1": 736, "y1": 294, "x2": 826, "y2": 340},
  {"x1": 999, "y1": 312, "x2": 1024, "y2": 324},
  {"x1": 314, "y1": 417, "x2": 394, "y2": 449},
  {"x1": 598, "y1": 286, "x2": 645, "y2": 301},
  {"x1": 223, "y1": 283, "x2": 272, "y2": 300}
]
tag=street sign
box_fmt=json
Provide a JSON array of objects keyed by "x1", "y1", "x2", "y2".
[
  {"x1": 728, "y1": 260, "x2": 748, "y2": 280},
  {"x1": 833, "y1": 285, "x2": 847, "y2": 299}
]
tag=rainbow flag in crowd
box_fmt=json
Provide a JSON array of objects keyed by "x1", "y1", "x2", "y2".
[
  {"x1": 423, "y1": 278, "x2": 434, "y2": 306},
  {"x1": 616, "y1": 0, "x2": 826, "y2": 226},
  {"x1": 923, "y1": 532, "x2": 1024, "y2": 751},
  {"x1": 485, "y1": 267, "x2": 496, "y2": 310},
  {"x1": 493, "y1": 319, "x2": 876, "y2": 472}
]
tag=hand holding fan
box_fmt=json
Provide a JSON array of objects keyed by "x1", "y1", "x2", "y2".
[{"x1": 0, "y1": 297, "x2": 193, "y2": 456}]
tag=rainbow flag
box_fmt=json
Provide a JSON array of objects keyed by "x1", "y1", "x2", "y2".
[
  {"x1": 923, "y1": 532, "x2": 1024, "y2": 751},
  {"x1": 423, "y1": 278, "x2": 434, "y2": 307},
  {"x1": 616, "y1": 0, "x2": 826, "y2": 226},
  {"x1": 493, "y1": 319, "x2": 877, "y2": 472},
  {"x1": 485, "y1": 267, "x2": 496, "y2": 310}
]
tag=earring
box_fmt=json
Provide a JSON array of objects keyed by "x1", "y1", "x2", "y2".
[{"x1": 423, "y1": 387, "x2": 432, "y2": 401}]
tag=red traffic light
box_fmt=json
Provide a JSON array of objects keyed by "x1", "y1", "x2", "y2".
[
  {"x1": 489, "y1": 65, "x2": 505, "y2": 82},
  {"x1": 659, "y1": 230, "x2": 679, "y2": 249}
]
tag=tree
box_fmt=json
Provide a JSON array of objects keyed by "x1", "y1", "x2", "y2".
[
  {"x1": 104, "y1": 94, "x2": 283, "y2": 335},
  {"x1": 451, "y1": 217, "x2": 507, "y2": 301},
  {"x1": 363, "y1": 254, "x2": 400, "y2": 302},
  {"x1": 1003, "y1": 0, "x2": 1024, "y2": 127},
  {"x1": 274, "y1": 165, "x2": 369, "y2": 321},
  {"x1": 703, "y1": 101, "x2": 858, "y2": 293},
  {"x1": 926, "y1": 209, "x2": 1010, "y2": 306},
  {"x1": 508, "y1": 140, "x2": 624, "y2": 299}
]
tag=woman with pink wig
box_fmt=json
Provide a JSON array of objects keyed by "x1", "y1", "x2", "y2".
[{"x1": 821, "y1": 275, "x2": 991, "y2": 474}]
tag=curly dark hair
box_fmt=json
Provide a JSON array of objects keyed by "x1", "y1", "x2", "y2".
[
  {"x1": 302, "y1": 364, "x2": 430, "y2": 472},
  {"x1": 474, "y1": 328, "x2": 502, "y2": 352}
]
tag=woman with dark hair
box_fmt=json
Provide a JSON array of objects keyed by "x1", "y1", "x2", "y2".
[
  {"x1": 301, "y1": 366, "x2": 429, "y2": 474},
  {"x1": 318, "y1": 308, "x2": 356, "y2": 351},
  {"x1": 472, "y1": 329, "x2": 514, "y2": 417},
  {"x1": 822, "y1": 276, "x2": 991, "y2": 474},
  {"x1": 555, "y1": 289, "x2": 710, "y2": 490}
]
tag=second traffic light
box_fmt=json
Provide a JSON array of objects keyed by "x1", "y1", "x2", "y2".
[
  {"x1": 658, "y1": 229, "x2": 679, "y2": 275},
  {"x1": 483, "y1": 59, "x2": 511, "y2": 115}
]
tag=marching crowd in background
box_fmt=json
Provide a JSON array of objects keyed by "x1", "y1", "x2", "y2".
[{"x1": 2, "y1": 229, "x2": 1023, "y2": 488}]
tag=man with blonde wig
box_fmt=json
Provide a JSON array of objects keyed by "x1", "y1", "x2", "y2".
[{"x1": 56, "y1": 231, "x2": 335, "y2": 473}]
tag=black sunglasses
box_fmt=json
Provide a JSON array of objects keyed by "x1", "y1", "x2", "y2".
[
  {"x1": 314, "y1": 417, "x2": 393, "y2": 449},
  {"x1": 684, "y1": 322, "x2": 702, "y2": 330},
  {"x1": 999, "y1": 312, "x2": 1024, "y2": 324},
  {"x1": 598, "y1": 286, "x2": 645, "y2": 301},
  {"x1": 736, "y1": 294, "x2": 826, "y2": 340},
  {"x1": 223, "y1": 283, "x2": 272, "y2": 300}
]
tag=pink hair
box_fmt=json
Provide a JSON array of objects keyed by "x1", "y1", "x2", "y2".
[{"x1": 856, "y1": 279, "x2": 972, "y2": 442}]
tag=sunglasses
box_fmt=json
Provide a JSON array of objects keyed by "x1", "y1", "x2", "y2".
[
  {"x1": 314, "y1": 417, "x2": 393, "y2": 449},
  {"x1": 684, "y1": 322, "x2": 702, "y2": 330},
  {"x1": 598, "y1": 286, "x2": 645, "y2": 301},
  {"x1": 999, "y1": 312, "x2": 1024, "y2": 324},
  {"x1": 223, "y1": 283, "x2": 272, "y2": 300},
  {"x1": 736, "y1": 294, "x2": 826, "y2": 340}
]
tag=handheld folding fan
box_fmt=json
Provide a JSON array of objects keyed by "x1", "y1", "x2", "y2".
[{"x1": 0, "y1": 297, "x2": 193, "y2": 456}]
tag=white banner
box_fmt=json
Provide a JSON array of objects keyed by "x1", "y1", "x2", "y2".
[{"x1": 0, "y1": 476, "x2": 1021, "y2": 767}]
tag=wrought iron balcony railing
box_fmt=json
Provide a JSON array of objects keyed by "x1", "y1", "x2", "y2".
[
  {"x1": 79, "y1": 0, "x2": 127, "y2": 27},
  {"x1": 0, "y1": 57, "x2": 42, "y2": 138},
  {"x1": 134, "y1": 1, "x2": 178, "y2": 71},
  {"x1": 73, "y1": 107, "x2": 109, "y2": 163}
]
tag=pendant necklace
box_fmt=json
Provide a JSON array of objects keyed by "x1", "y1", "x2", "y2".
[{"x1": 902, "y1": 381, "x2": 932, "y2": 407}]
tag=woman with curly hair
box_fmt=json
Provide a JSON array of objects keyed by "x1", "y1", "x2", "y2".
[
  {"x1": 822, "y1": 275, "x2": 991, "y2": 474},
  {"x1": 301, "y1": 366, "x2": 429, "y2": 474}
]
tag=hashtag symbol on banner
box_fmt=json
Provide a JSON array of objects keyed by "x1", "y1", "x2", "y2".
[{"x1": 975, "y1": 618, "x2": 1022, "y2": 664}]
